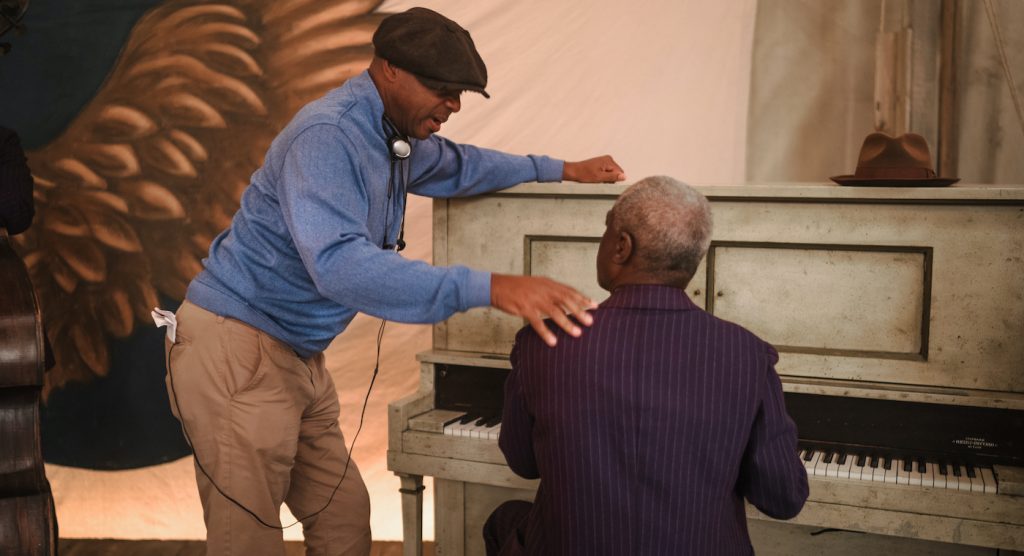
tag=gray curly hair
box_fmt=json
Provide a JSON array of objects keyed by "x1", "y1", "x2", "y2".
[{"x1": 609, "y1": 176, "x2": 712, "y2": 281}]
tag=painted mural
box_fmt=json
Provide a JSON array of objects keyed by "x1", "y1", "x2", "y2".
[{"x1": 2, "y1": 0, "x2": 390, "y2": 468}]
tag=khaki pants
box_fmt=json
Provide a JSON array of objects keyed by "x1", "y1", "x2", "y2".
[{"x1": 165, "y1": 301, "x2": 371, "y2": 556}]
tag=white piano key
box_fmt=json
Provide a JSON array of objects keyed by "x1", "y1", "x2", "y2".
[
  {"x1": 932, "y1": 463, "x2": 946, "y2": 489},
  {"x1": 980, "y1": 467, "x2": 998, "y2": 494},
  {"x1": 473, "y1": 422, "x2": 491, "y2": 438},
  {"x1": 793, "y1": 449, "x2": 1004, "y2": 497},
  {"x1": 836, "y1": 456, "x2": 854, "y2": 479},
  {"x1": 869, "y1": 459, "x2": 883, "y2": 483},
  {"x1": 442, "y1": 413, "x2": 466, "y2": 436},
  {"x1": 883, "y1": 460, "x2": 898, "y2": 484},
  {"x1": 825, "y1": 453, "x2": 841, "y2": 478},
  {"x1": 813, "y1": 452, "x2": 829, "y2": 477},
  {"x1": 478, "y1": 422, "x2": 497, "y2": 439},
  {"x1": 804, "y1": 451, "x2": 821, "y2": 475},
  {"x1": 968, "y1": 468, "x2": 985, "y2": 493},
  {"x1": 850, "y1": 458, "x2": 868, "y2": 481},
  {"x1": 895, "y1": 459, "x2": 908, "y2": 485},
  {"x1": 946, "y1": 466, "x2": 961, "y2": 490},
  {"x1": 471, "y1": 420, "x2": 486, "y2": 435},
  {"x1": 955, "y1": 466, "x2": 971, "y2": 491},
  {"x1": 486, "y1": 424, "x2": 501, "y2": 440},
  {"x1": 442, "y1": 416, "x2": 502, "y2": 441},
  {"x1": 907, "y1": 461, "x2": 923, "y2": 487},
  {"x1": 922, "y1": 462, "x2": 936, "y2": 488}
]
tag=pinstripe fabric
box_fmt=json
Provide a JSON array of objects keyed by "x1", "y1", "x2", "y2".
[{"x1": 496, "y1": 285, "x2": 808, "y2": 555}]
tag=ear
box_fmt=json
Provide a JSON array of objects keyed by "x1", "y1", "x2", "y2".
[
  {"x1": 380, "y1": 58, "x2": 401, "y2": 83},
  {"x1": 613, "y1": 231, "x2": 634, "y2": 265}
]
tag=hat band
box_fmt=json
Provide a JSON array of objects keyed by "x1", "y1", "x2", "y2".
[{"x1": 854, "y1": 166, "x2": 937, "y2": 179}]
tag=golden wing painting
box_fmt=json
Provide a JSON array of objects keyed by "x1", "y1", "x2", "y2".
[{"x1": 4, "y1": 0, "x2": 387, "y2": 469}]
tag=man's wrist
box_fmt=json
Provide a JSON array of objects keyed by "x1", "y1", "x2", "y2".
[{"x1": 561, "y1": 161, "x2": 575, "y2": 182}]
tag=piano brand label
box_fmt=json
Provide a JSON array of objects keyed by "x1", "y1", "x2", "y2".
[{"x1": 952, "y1": 436, "x2": 997, "y2": 450}]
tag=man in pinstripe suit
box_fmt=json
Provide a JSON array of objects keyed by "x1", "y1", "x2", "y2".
[{"x1": 485, "y1": 176, "x2": 809, "y2": 555}]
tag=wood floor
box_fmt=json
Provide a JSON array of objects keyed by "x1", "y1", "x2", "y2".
[{"x1": 58, "y1": 539, "x2": 435, "y2": 555}]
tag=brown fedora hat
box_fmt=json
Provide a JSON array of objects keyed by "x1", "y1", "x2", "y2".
[{"x1": 831, "y1": 132, "x2": 959, "y2": 187}]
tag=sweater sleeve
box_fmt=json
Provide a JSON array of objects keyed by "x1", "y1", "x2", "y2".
[
  {"x1": 736, "y1": 345, "x2": 809, "y2": 519},
  {"x1": 407, "y1": 134, "x2": 563, "y2": 198},
  {"x1": 0, "y1": 128, "x2": 35, "y2": 235},
  {"x1": 276, "y1": 124, "x2": 491, "y2": 322}
]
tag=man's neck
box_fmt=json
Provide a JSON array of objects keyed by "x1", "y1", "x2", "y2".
[
  {"x1": 367, "y1": 63, "x2": 395, "y2": 121},
  {"x1": 608, "y1": 272, "x2": 689, "y2": 292}
]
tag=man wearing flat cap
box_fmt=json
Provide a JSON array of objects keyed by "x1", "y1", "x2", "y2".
[{"x1": 164, "y1": 6, "x2": 626, "y2": 556}]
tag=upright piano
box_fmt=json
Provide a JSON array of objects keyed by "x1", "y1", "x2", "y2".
[{"x1": 387, "y1": 182, "x2": 1024, "y2": 555}]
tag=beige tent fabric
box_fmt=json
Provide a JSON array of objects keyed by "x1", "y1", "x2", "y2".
[
  {"x1": 747, "y1": 0, "x2": 1024, "y2": 184},
  {"x1": 746, "y1": 0, "x2": 885, "y2": 183},
  {"x1": 958, "y1": 1, "x2": 1024, "y2": 183},
  {"x1": 380, "y1": 0, "x2": 758, "y2": 183}
]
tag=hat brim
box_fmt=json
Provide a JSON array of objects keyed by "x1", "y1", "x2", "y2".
[
  {"x1": 830, "y1": 175, "x2": 960, "y2": 187},
  {"x1": 414, "y1": 74, "x2": 490, "y2": 98}
]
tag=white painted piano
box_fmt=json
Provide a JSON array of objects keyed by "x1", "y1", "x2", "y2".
[{"x1": 388, "y1": 182, "x2": 1024, "y2": 555}]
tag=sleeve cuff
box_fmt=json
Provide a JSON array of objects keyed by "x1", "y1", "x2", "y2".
[
  {"x1": 463, "y1": 269, "x2": 492, "y2": 310},
  {"x1": 529, "y1": 155, "x2": 564, "y2": 182}
]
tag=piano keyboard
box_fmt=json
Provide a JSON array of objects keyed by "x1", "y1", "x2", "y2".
[
  {"x1": 799, "y1": 448, "x2": 998, "y2": 493},
  {"x1": 438, "y1": 412, "x2": 1002, "y2": 495},
  {"x1": 443, "y1": 413, "x2": 502, "y2": 440}
]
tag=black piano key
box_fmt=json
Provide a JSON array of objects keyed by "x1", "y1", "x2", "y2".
[
  {"x1": 855, "y1": 454, "x2": 866, "y2": 467},
  {"x1": 952, "y1": 464, "x2": 962, "y2": 477},
  {"x1": 869, "y1": 456, "x2": 879, "y2": 469},
  {"x1": 916, "y1": 459, "x2": 926, "y2": 473},
  {"x1": 837, "y1": 452, "x2": 848, "y2": 465},
  {"x1": 938, "y1": 463, "x2": 948, "y2": 475},
  {"x1": 458, "y1": 413, "x2": 478, "y2": 425},
  {"x1": 484, "y1": 416, "x2": 501, "y2": 427},
  {"x1": 443, "y1": 414, "x2": 465, "y2": 427},
  {"x1": 802, "y1": 450, "x2": 814, "y2": 462},
  {"x1": 966, "y1": 465, "x2": 977, "y2": 479},
  {"x1": 884, "y1": 457, "x2": 893, "y2": 470},
  {"x1": 902, "y1": 460, "x2": 913, "y2": 473},
  {"x1": 474, "y1": 416, "x2": 488, "y2": 426},
  {"x1": 823, "y1": 451, "x2": 834, "y2": 464}
]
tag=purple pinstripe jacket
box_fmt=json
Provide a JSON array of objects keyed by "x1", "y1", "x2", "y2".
[{"x1": 499, "y1": 284, "x2": 809, "y2": 555}]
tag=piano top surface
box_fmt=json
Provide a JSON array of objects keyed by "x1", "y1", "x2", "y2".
[{"x1": 490, "y1": 181, "x2": 1024, "y2": 202}]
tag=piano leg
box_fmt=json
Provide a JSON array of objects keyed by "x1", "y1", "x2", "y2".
[{"x1": 397, "y1": 473, "x2": 425, "y2": 556}]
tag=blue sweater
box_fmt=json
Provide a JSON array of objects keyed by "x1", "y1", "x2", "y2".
[{"x1": 187, "y1": 71, "x2": 563, "y2": 357}]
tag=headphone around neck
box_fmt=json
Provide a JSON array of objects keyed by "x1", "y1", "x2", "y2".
[
  {"x1": 382, "y1": 115, "x2": 411, "y2": 160},
  {"x1": 382, "y1": 115, "x2": 410, "y2": 251}
]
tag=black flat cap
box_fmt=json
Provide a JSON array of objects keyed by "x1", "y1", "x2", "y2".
[{"x1": 373, "y1": 7, "x2": 490, "y2": 98}]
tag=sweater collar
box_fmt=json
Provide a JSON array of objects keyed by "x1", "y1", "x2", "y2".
[
  {"x1": 350, "y1": 70, "x2": 420, "y2": 152},
  {"x1": 349, "y1": 70, "x2": 389, "y2": 142},
  {"x1": 599, "y1": 284, "x2": 699, "y2": 312}
]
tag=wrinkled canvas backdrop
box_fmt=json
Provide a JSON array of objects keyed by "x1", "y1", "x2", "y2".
[{"x1": 44, "y1": 0, "x2": 758, "y2": 542}]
